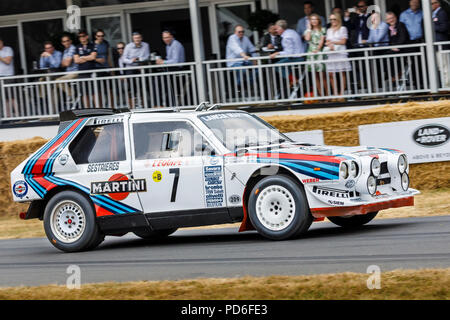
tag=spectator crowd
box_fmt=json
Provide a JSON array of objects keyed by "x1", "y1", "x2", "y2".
[{"x1": 0, "y1": 0, "x2": 448, "y2": 110}]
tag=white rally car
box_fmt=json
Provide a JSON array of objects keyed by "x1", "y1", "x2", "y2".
[{"x1": 11, "y1": 106, "x2": 419, "y2": 252}]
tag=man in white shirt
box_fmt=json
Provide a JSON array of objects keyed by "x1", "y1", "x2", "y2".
[
  {"x1": 0, "y1": 38, "x2": 14, "y2": 77},
  {"x1": 0, "y1": 38, "x2": 16, "y2": 117}
]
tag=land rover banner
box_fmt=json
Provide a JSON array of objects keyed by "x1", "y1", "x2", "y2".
[{"x1": 359, "y1": 117, "x2": 450, "y2": 164}]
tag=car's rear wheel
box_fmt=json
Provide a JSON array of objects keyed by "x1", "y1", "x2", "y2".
[
  {"x1": 44, "y1": 190, "x2": 104, "y2": 252},
  {"x1": 133, "y1": 227, "x2": 178, "y2": 239},
  {"x1": 328, "y1": 211, "x2": 379, "y2": 228},
  {"x1": 248, "y1": 175, "x2": 313, "y2": 240}
]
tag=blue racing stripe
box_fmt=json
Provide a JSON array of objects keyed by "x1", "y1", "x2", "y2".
[
  {"x1": 281, "y1": 162, "x2": 337, "y2": 180},
  {"x1": 23, "y1": 120, "x2": 77, "y2": 174},
  {"x1": 24, "y1": 175, "x2": 45, "y2": 198},
  {"x1": 43, "y1": 119, "x2": 88, "y2": 173},
  {"x1": 46, "y1": 175, "x2": 138, "y2": 214}
]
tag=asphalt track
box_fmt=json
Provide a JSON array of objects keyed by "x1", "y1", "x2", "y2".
[{"x1": 0, "y1": 216, "x2": 449, "y2": 287}]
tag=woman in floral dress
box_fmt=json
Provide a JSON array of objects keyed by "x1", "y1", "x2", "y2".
[{"x1": 304, "y1": 14, "x2": 327, "y2": 98}]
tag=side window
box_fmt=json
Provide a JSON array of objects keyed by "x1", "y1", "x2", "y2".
[
  {"x1": 134, "y1": 121, "x2": 202, "y2": 160},
  {"x1": 69, "y1": 123, "x2": 126, "y2": 164}
]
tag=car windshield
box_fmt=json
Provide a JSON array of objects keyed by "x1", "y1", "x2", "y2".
[{"x1": 199, "y1": 112, "x2": 292, "y2": 150}]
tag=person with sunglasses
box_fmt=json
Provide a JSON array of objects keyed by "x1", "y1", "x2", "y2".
[
  {"x1": 74, "y1": 30, "x2": 97, "y2": 77},
  {"x1": 55, "y1": 34, "x2": 79, "y2": 104},
  {"x1": 74, "y1": 30, "x2": 98, "y2": 108},
  {"x1": 347, "y1": 0, "x2": 371, "y2": 48},
  {"x1": 114, "y1": 42, "x2": 126, "y2": 74},
  {"x1": 94, "y1": 29, "x2": 112, "y2": 71},
  {"x1": 225, "y1": 25, "x2": 258, "y2": 88}
]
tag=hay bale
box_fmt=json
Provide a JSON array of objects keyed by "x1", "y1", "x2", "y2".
[
  {"x1": 1, "y1": 101, "x2": 449, "y2": 218},
  {"x1": 0, "y1": 138, "x2": 47, "y2": 217}
]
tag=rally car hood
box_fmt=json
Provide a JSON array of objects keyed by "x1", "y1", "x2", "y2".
[{"x1": 245, "y1": 143, "x2": 398, "y2": 159}]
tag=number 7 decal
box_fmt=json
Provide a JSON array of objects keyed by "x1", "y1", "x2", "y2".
[{"x1": 169, "y1": 168, "x2": 180, "y2": 202}]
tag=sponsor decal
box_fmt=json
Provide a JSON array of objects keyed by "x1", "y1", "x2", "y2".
[
  {"x1": 345, "y1": 180, "x2": 356, "y2": 188},
  {"x1": 204, "y1": 166, "x2": 224, "y2": 208},
  {"x1": 413, "y1": 124, "x2": 449, "y2": 147},
  {"x1": 13, "y1": 180, "x2": 28, "y2": 198},
  {"x1": 152, "y1": 159, "x2": 185, "y2": 167},
  {"x1": 152, "y1": 171, "x2": 163, "y2": 182},
  {"x1": 302, "y1": 178, "x2": 320, "y2": 183},
  {"x1": 93, "y1": 117, "x2": 124, "y2": 125},
  {"x1": 229, "y1": 195, "x2": 241, "y2": 204},
  {"x1": 353, "y1": 150, "x2": 381, "y2": 156},
  {"x1": 87, "y1": 162, "x2": 120, "y2": 173},
  {"x1": 328, "y1": 200, "x2": 345, "y2": 206},
  {"x1": 312, "y1": 186, "x2": 356, "y2": 198},
  {"x1": 58, "y1": 154, "x2": 69, "y2": 166},
  {"x1": 91, "y1": 174, "x2": 146, "y2": 201},
  {"x1": 200, "y1": 113, "x2": 244, "y2": 122},
  {"x1": 209, "y1": 157, "x2": 219, "y2": 165}
]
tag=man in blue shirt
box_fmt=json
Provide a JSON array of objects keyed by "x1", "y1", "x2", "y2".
[
  {"x1": 270, "y1": 19, "x2": 304, "y2": 81},
  {"x1": 156, "y1": 31, "x2": 185, "y2": 65},
  {"x1": 123, "y1": 32, "x2": 150, "y2": 68},
  {"x1": 366, "y1": 13, "x2": 389, "y2": 46},
  {"x1": 39, "y1": 41, "x2": 62, "y2": 70},
  {"x1": 399, "y1": 0, "x2": 424, "y2": 42},
  {"x1": 296, "y1": 1, "x2": 325, "y2": 52},
  {"x1": 56, "y1": 35, "x2": 79, "y2": 104},
  {"x1": 225, "y1": 25, "x2": 257, "y2": 67},
  {"x1": 94, "y1": 29, "x2": 111, "y2": 71},
  {"x1": 225, "y1": 25, "x2": 258, "y2": 87}
]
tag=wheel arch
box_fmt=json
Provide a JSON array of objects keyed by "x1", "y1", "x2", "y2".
[
  {"x1": 27, "y1": 185, "x2": 94, "y2": 220},
  {"x1": 239, "y1": 164, "x2": 307, "y2": 232}
]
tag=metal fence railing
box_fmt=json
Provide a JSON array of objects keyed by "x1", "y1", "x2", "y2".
[
  {"x1": 436, "y1": 41, "x2": 450, "y2": 91},
  {"x1": 1, "y1": 42, "x2": 450, "y2": 122},
  {"x1": 0, "y1": 62, "x2": 198, "y2": 121},
  {"x1": 203, "y1": 43, "x2": 430, "y2": 106}
]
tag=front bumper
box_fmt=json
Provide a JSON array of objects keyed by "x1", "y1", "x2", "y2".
[{"x1": 310, "y1": 189, "x2": 420, "y2": 218}]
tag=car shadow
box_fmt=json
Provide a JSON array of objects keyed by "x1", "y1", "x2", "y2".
[{"x1": 95, "y1": 219, "x2": 415, "y2": 251}]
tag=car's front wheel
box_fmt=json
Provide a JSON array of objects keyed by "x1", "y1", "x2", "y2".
[
  {"x1": 248, "y1": 175, "x2": 313, "y2": 240},
  {"x1": 44, "y1": 190, "x2": 104, "y2": 252},
  {"x1": 327, "y1": 211, "x2": 379, "y2": 228}
]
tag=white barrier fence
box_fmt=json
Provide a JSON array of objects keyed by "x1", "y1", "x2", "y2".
[
  {"x1": 204, "y1": 43, "x2": 430, "y2": 106},
  {"x1": 1, "y1": 42, "x2": 450, "y2": 121},
  {"x1": 1, "y1": 63, "x2": 198, "y2": 121},
  {"x1": 436, "y1": 41, "x2": 450, "y2": 91}
]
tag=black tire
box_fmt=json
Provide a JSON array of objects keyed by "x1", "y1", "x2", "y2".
[
  {"x1": 133, "y1": 227, "x2": 178, "y2": 240},
  {"x1": 43, "y1": 190, "x2": 103, "y2": 252},
  {"x1": 328, "y1": 211, "x2": 379, "y2": 228},
  {"x1": 247, "y1": 175, "x2": 313, "y2": 240}
]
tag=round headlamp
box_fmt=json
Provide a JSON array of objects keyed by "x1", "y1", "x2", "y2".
[
  {"x1": 340, "y1": 162, "x2": 349, "y2": 179},
  {"x1": 350, "y1": 161, "x2": 359, "y2": 178},
  {"x1": 371, "y1": 158, "x2": 381, "y2": 177},
  {"x1": 367, "y1": 176, "x2": 377, "y2": 195},
  {"x1": 401, "y1": 172, "x2": 409, "y2": 191},
  {"x1": 398, "y1": 154, "x2": 408, "y2": 174}
]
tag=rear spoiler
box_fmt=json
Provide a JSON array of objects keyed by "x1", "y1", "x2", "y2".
[{"x1": 58, "y1": 108, "x2": 130, "y2": 133}]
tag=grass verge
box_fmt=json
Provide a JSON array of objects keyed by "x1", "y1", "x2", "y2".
[
  {"x1": 0, "y1": 268, "x2": 448, "y2": 300},
  {"x1": 1, "y1": 188, "x2": 449, "y2": 240}
]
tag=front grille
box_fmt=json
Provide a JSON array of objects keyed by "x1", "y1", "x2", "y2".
[
  {"x1": 380, "y1": 162, "x2": 389, "y2": 175},
  {"x1": 377, "y1": 177, "x2": 391, "y2": 186}
]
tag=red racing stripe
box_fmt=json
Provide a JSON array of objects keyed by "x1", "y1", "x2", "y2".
[{"x1": 31, "y1": 119, "x2": 84, "y2": 174}]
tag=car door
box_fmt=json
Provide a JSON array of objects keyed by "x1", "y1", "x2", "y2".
[{"x1": 131, "y1": 119, "x2": 209, "y2": 214}]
